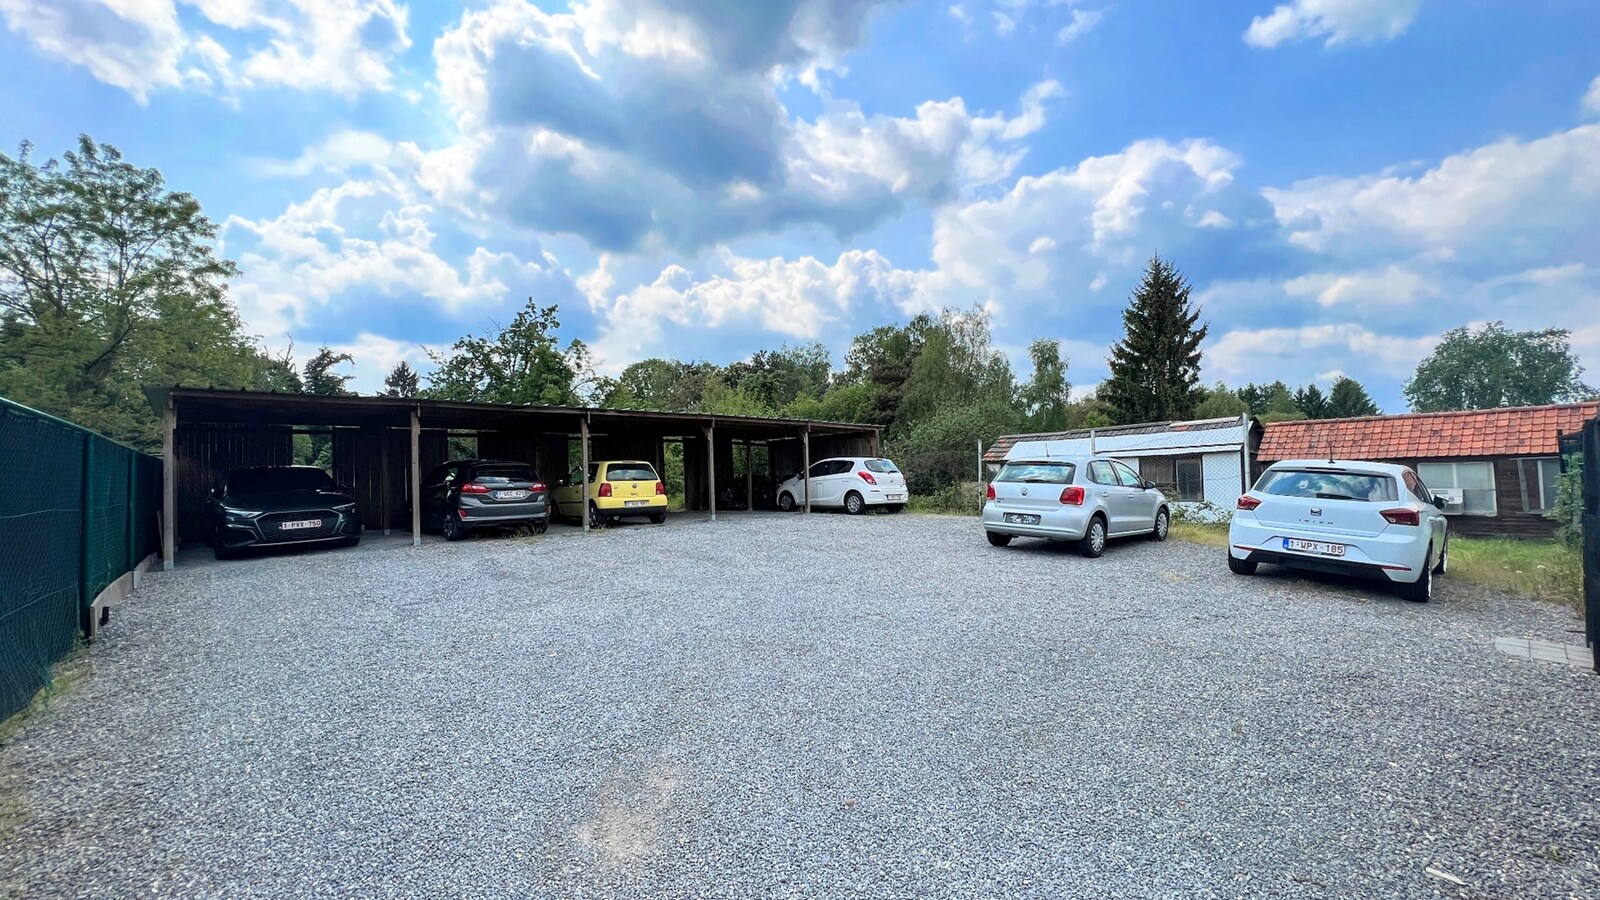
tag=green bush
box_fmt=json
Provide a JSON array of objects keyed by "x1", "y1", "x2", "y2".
[
  {"x1": 1549, "y1": 452, "x2": 1583, "y2": 551},
  {"x1": 909, "y1": 484, "x2": 983, "y2": 515}
]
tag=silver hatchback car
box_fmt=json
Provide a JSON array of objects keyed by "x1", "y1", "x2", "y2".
[{"x1": 982, "y1": 456, "x2": 1171, "y2": 557}]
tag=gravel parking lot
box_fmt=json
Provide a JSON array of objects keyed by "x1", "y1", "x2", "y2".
[{"x1": 3, "y1": 512, "x2": 1598, "y2": 898}]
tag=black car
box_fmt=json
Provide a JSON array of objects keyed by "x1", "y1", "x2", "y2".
[
  {"x1": 205, "y1": 466, "x2": 362, "y2": 559},
  {"x1": 422, "y1": 459, "x2": 549, "y2": 541}
]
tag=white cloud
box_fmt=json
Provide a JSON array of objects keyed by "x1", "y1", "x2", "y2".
[
  {"x1": 1282, "y1": 264, "x2": 1432, "y2": 307},
  {"x1": 586, "y1": 249, "x2": 931, "y2": 371},
  {"x1": 1264, "y1": 124, "x2": 1600, "y2": 263},
  {"x1": 0, "y1": 0, "x2": 410, "y2": 101},
  {"x1": 245, "y1": 130, "x2": 399, "y2": 177},
  {"x1": 1584, "y1": 75, "x2": 1600, "y2": 118},
  {"x1": 1207, "y1": 324, "x2": 1440, "y2": 383},
  {"x1": 1245, "y1": 0, "x2": 1422, "y2": 49},
  {"x1": 429, "y1": 0, "x2": 1062, "y2": 252},
  {"x1": 1057, "y1": 8, "x2": 1103, "y2": 43},
  {"x1": 320, "y1": 332, "x2": 440, "y2": 394}
]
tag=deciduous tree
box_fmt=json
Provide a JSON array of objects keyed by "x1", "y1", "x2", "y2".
[{"x1": 1404, "y1": 322, "x2": 1592, "y2": 411}]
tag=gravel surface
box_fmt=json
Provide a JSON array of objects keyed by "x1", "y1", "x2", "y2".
[{"x1": 2, "y1": 512, "x2": 1598, "y2": 899}]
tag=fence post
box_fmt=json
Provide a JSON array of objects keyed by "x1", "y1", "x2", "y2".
[
  {"x1": 126, "y1": 449, "x2": 137, "y2": 588},
  {"x1": 79, "y1": 432, "x2": 93, "y2": 635},
  {"x1": 977, "y1": 440, "x2": 984, "y2": 510}
]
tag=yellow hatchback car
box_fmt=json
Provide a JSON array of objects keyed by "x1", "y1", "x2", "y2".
[{"x1": 551, "y1": 460, "x2": 669, "y2": 526}]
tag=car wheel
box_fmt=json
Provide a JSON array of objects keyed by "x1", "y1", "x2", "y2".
[
  {"x1": 1149, "y1": 508, "x2": 1170, "y2": 542},
  {"x1": 443, "y1": 513, "x2": 466, "y2": 542},
  {"x1": 1227, "y1": 552, "x2": 1257, "y2": 576},
  {"x1": 649, "y1": 512, "x2": 667, "y2": 524},
  {"x1": 339, "y1": 536, "x2": 360, "y2": 548},
  {"x1": 1399, "y1": 548, "x2": 1433, "y2": 603},
  {"x1": 1078, "y1": 515, "x2": 1107, "y2": 558},
  {"x1": 844, "y1": 492, "x2": 865, "y2": 515},
  {"x1": 588, "y1": 502, "x2": 608, "y2": 528},
  {"x1": 778, "y1": 492, "x2": 796, "y2": 512},
  {"x1": 1432, "y1": 538, "x2": 1448, "y2": 575},
  {"x1": 986, "y1": 531, "x2": 1012, "y2": 547},
  {"x1": 535, "y1": 519, "x2": 548, "y2": 535}
]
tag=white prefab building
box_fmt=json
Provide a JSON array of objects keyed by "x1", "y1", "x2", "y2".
[{"x1": 985, "y1": 416, "x2": 1263, "y2": 514}]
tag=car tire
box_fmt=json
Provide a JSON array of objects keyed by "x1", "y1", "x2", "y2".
[
  {"x1": 1227, "y1": 552, "x2": 1257, "y2": 576},
  {"x1": 443, "y1": 514, "x2": 466, "y2": 542},
  {"x1": 778, "y1": 492, "x2": 796, "y2": 512},
  {"x1": 339, "y1": 536, "x2": 360, "y2": 548},
  {"x1": 1149, "y1": 508, "x2": 1170, "y2": 542},
  {"x1": 649, "y1": 512, "x2": 667, "y2": 524},
  {"x1": 534, "y1": 519, "x2": 548, "y2": 535},
  {"x1": 589, "y1": 502, "x2": 608, "y2": 528},
  {"x1": 844, "y1": 492, "x2": 865, "y2": 515},
  {"x1": 986, "y1": 531, "x2": 1012, "y2": 547},
  {"x1": 1078, "y1": 515, "x2": 1107, "y2": 558},
  {"x1": 1432, "y1": 538, "x2": 1448, "y2": 575},
  {"x1": 1399, "y1": 547, "x2": 1433, "y2": 603}
]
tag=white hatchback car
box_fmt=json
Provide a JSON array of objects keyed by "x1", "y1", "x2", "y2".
[
  {"x1": 1228, "y1": 459, "x2": 1450, "y2": 602},
  {"x1": 775, "y1": 457, "x2": 908, "y2": 514}
]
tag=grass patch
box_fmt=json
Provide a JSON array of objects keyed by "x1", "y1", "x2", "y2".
[
  {"x1": 1447, "y1": 536, "x2": 1582, "y2": 609},
  {"x1": 1166, "y1": 522, "x2": 1583, "y2": 609},
  {"x1": 1170, "y1": 521, "x2": 1229, "y2": 549}
]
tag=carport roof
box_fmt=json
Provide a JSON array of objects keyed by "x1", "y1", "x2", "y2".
[{"x1": 152, "y1": 387, "x2": 879, "y2": 439}]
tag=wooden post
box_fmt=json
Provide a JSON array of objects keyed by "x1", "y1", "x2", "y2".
[
  {"x1": 161, "y1": 396, "x2": 176, "y2": 570},
  {"x1": 580, "y1": 416, "x2": 592, "y2": 532},
  {"x1": 744, "y1": 441, "x2": 754, "y2": 512},
  {"x1": 705, "y1": 422, "x2": 716, "y2": 522},
  {"x1": 869, "y1": 429, "x2": 881, "y2": 457},
  {"x1": 381, "y1": 427, "x2": 391, "y2": 536},
  {"x1": 410, "y1": 406, "x2": 421, "y2": 547},
  {"x1": 802, "y1": 425, "x2": 811, "y2": 514}
]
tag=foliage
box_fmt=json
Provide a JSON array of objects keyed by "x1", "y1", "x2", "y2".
[
  {"x1": 908, "y1": 484, "x2": 982, "y2": 515},
  {"x1": 1194, "y1": 382, "x2": 1248, "y2": 419},
  {"x1": 841, "y1": 319, "x2": 928, "y2": 425},
  {"x1": 1259, "y1": 382, "x2": 1306, "y2": 423},
  {"x1": 723, "y1": 343, "x2": 830, "y2": 410},
  {"x1": 897, "y1": 308, "x2": 1016, "y2": 426},
  {"x1": 1404, "y1": 321, "x2": 1593, "y2": 412},
  {"x1": 1325, "y1": 376, "x2": 1379, "y2": 418},
  {"x1": 1293, "y1": 384, "x2": 1327, "y2": 419},
  {"x1": 779, "y1": 382, "x2": 876, "y2": 423},
  {"x1": 1549, "y1": 453, "x2": 1583, "y2": 551},
  {"x1": 303, "y1": 346, "x2": 354, "y2": 396},
  {"x1": 0, "y1": 136, "x2": 260, "y2": 447},
  {"x1": 1020, "y1": 338, "x2": 1071, "y2": 432},
  {"x1": 1100, "y1": 254, "x2": 1208, "y2": 424},
  {"x1": 892, "y1": 398, "x2": 1023, "y2": 493},
  {"x1": 1448, "y1": 536, "x2": 1582, "y2": 610},
  {"x1": 381, "y1": 361, "x2": 420, "y2": 398},
  {"x1": 1168, "y1": 500, "x2": 1233, "y2": 527},
  {"x1": 426, "y1": 300, "x2": 590, "y2": 406}
]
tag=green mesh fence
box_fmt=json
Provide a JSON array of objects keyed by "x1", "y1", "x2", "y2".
[{"x1": 0, "y1": 397, "x2": 161, "y2": 720}]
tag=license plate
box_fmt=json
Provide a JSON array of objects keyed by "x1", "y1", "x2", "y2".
[
  {"x1": 1284, "y1": 538, "x2": 1345, "y2": 557},
  {"x1": 493, "y1": 490, "x2": 528, "y2": 500},
  {"x1": 278, "y1": 519, "x2": 322, "y2": 531},
  {"x1": 1004, "y1": 513, "x2": 1040, "y2": 525},
  {"x1": 887, "y1": 494, "x2": 905, "y2": 501},
  {"x1": 624, "y1": 500, "x2": 650, "y2": 507}
]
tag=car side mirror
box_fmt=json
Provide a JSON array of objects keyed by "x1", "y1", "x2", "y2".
[
  {"x1": 210, "y1": 487, "x2": 221, "y2": 498},
  {"x1": 1143, "y1": 480, "x2": 1157, "y2": 490},
  {"x1": 1432, "y1": 496, "x2": 1448, "y2": 510}
]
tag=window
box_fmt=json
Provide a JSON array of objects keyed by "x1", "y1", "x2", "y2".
[
  {"x1": 1416, "y1": 461, "x2": 1496, "y2": 516},
  {"x1": 1088, "y1": 460, "x2": 1117, "y2": 485},
  {"x1": 1175, "y1": 458, "x2": 1204, "y2": 502},
  {"x1": 605, "y1": 463, "x2": 658, "y2": 482},
  {"x1": 1257, "y1": 469, "x2": 1398, "y2": 502},
  {"x1": 228, "y1": 467, "x2": 335, "y2": 494},
  {"x1": 473, "y1": 464, "x2": 537, "y2": 485},
  {"x1": 1139, "y1": 456, "x2": 1204, "y2": 501},
  {"x1": 1516, "y1": 457, "x2": 1562, "y2": 513},
  {"x1": 1402, "y1": 471, "x2": 1433, "y2": 505},
  {"x1": 1112, "y1": 462, "x2": 1144, "y2": 488},
  {"x1": 864, "y1": 459, "x2": 900, "y2": 474},
  {"x1": 995, "y1": 461, "x2": 1076, "y2": 484}
]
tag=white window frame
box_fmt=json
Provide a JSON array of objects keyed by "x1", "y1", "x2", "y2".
[
  {"x1": 1416, "y1": 461, "x2": 1497, "y2": 516},
  {"x1": 1517, "y1": 457, "x2": 1562, "y2": 513}
]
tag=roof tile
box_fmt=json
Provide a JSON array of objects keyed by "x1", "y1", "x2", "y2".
[{"x1": 1259, "y1": 402, "x2": 1599, "y2": 462}]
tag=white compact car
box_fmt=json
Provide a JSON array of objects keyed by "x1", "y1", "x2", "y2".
[
  {"x1": 776, "y1": 457, "x2": 907, "y2": 514},
  {"x1": 1228, "y1": 459, "x2": 1450, "y2": 602}
]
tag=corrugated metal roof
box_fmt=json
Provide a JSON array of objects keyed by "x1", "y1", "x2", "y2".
[{"x1": 986, "y1": 416, "x2": 1250, "y2": 464}]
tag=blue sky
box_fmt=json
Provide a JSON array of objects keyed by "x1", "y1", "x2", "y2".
[{"x1": 3, "y1": 0, "x2": 1598, "y2": 411}]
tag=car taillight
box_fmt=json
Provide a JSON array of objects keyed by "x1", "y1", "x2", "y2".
[
  {"x1": 598, "y1": 482, "x2": 612, "y2": 498},
  {"x1": 530, "y1": 482, "x2": 546, "y2": 493},
  {"x1": 655, "y1": 481, "x2": 666, "y2": 495},
  {"x1": 1059, "y1": 486, "x2": 1085, "y2": 505},
  {"x1": 1381, "y1": 508, "x2": 1420, "y2": 526},
  {"x1": 460, "y1": 483, "x2": 490, "y2": 494},
  {"x1": 985, "y1": 483, "x2": 996, "y2": 501},
  {"x1": 858, "y1": 471, "x2": 877, "y2": 485},
  {"x1": 1236, "y1": 495, "x2": 1261, "y2": 510}
]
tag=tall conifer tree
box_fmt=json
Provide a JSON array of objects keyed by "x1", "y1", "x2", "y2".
[{"x1": 1100, "y1": 254, "x2": 1208, "y2": 424}]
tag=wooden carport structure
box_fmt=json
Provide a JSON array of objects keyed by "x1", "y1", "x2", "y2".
[{"x1": 153, "y1": 388, "x2": 882, "y2": 568}]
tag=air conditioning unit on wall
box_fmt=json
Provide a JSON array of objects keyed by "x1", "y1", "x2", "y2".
[{"x1": 1433, "y1": 488, "x2": 1465, "y2": 514}]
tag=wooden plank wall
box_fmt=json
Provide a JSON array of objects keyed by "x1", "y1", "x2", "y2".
[
  {"x1": 174, "y1": 426, "x2": 293, "y2": 545},
  {"x1": 1389, "y1": 456, "x2": 1558, "y2": 539}
]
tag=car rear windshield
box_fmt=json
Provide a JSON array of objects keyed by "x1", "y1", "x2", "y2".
[
  {"x1": 1256, "y1": 469, "x2": 1398, "y2": 502},
  {"x1": 864, "y1": 459, "x2": 900, "y2": 473},
  {"x1": 606, "y1": 464, "x2": 658, "y2": 482},
  {"x1": 229, "y1": 468, "x2": 335, "y2": 493},
  {"x1": 995, "y1": 461, "x2": 1076, "y2": 484},
  {"x1": 472, "y1": 465, "x2": 536, "y2": 485}
]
